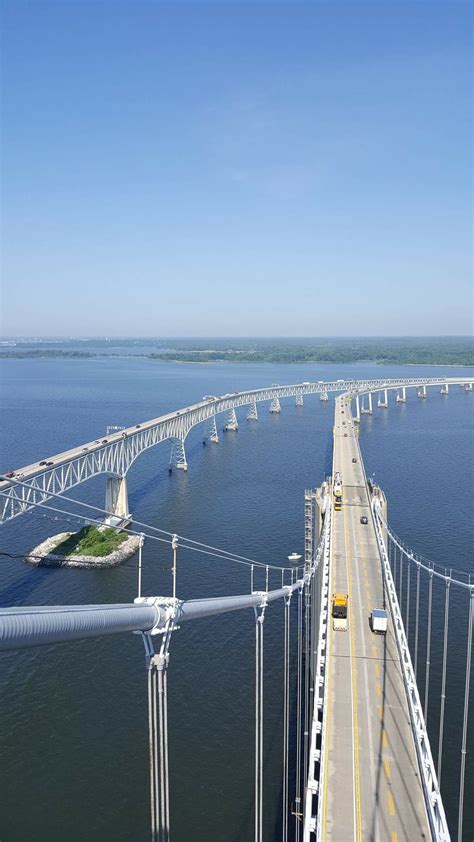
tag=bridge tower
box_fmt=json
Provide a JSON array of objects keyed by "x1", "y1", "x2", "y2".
[
  {"x1": 295, "y1": 392, "x2": 304, "y2": 407},
  {"x1": 105, "y1": 475, "x2": 131, "y2": 525},
  {"x1": 377, "y1": 388, "x2": 388, "y2": 408},
  {"x1": 396, "y1": 386, "x2": 407, "y2": 402},
  {"x1": 169, "y1": 438, "x2": 188, "y2": 472},
  {"x1": 269, "y1": 397, "x2": 282, "y2": 413},
  {"x1": 247, "y1": 401, "x2": 258, "y2": 420},
  {"x1": 360, "y1": 392, "x2": 373, "y2": 414},
  {"x1": 223, "y1": 408, "x2": 238, "y2": 431}
]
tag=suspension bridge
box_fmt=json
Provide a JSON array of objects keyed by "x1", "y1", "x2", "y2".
[{"x1": 0, "y1": 376, "x2": 472, "y2": 841}]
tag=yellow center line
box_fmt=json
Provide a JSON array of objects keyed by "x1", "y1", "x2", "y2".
[
  {"x1": 344, "y1": 509, "x2": 362, "y2": 842},
  {"x1": 382, "y1": 730, "x2": 388, "y2": 749},
  {"x1": 376, "y1": 682, "x2": 382, "y2": 698},
  {"x1": 384, "y1": 758, "x2": 391, "y2": 780},
  {"x1": 387, "y1": 791, "x2": 395, "y2": 817},
  {"x1": 391, "y1": 833, "x2": 398, "y2": 842},
  {"x1": 375, "y1": 663, "x2": 380, "y2": 678}
]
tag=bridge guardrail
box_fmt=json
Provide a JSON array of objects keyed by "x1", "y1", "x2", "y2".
[{"x1": 372, "y1": 499, "x2": 451, "y2": 841}]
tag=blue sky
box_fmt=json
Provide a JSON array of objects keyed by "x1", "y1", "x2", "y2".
[{"x1": 1, "y1": 1, "x2": 472, "y2": 337}]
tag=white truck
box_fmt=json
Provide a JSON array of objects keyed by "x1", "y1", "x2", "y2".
[{"x1": 370, "y1": 609, "x2": 388, "y2": 634}]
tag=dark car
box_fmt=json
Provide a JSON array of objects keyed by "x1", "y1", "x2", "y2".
[
  {"x1": 5, "y1": 471, "x2": 15, "y2": 478},
  {"x1": 136, "y1": 424, "x2": 141, "y2": 429},
  {"x1": 102, "y1": 439, "x2": 108, "y2": 444},
  {"x1": 360, "y1": 516, "x2": 368, "y2": 525},
  {"x1": 39, "y1": 460, "x2": 47, "y2": 466},
  {"x1": 46, "y1": 461, "x2": 54, "y2": 466},
  {"x1": 352, "y1": 457, "x2": 357, "y2": 463}
]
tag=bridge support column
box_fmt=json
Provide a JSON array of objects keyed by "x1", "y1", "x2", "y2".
[
  {"x1": 440, "y1": 384, "x2": 449, "y2": 395},
  {"x1": 396, "y1": 386, "x2": 406, "y2": 403},
  {"x1": 247, "y1": 401, "x2": 258, "y2": 421},
  {"x1": 320, "y1": 390, "x2": 328, "y2": 402},
  {"x1": 105, "y1": 475, "x2": 131, "y2": 525},
  {"x1": 169, "y1": 438, "x2": 187, "y2": 472},
  {"x1": 417, "y1": 384, "x2": 427, "y2": 399},
  {"x1": 361, "y1": 392, "x2": 373, "y2": 414},
  {"x1": 354, "y1": 394, "x2": 360, "y2": 423},
  {"x1": 295, "y1": 393, "x2": 304, "y2": 407},
  {"x1": 377, "y1": 388, "x2": 388, "y2": 408},
  {"x1": 223, "y1": 408, "x2": 238, "y2": 431},
  {"x1": 203, "y1": 415, "x2": 219, "y2": 444},
  {"x1": 465, "y1": 382, "x2": 473, "y2": 392},
  {"x1": 269, "y1": 397, "x2": 281, "y2": 413}
]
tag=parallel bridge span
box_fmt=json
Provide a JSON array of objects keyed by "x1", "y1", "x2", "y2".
[{"x1": 0, "y1": 376, "x2": 472, "y2": 524}]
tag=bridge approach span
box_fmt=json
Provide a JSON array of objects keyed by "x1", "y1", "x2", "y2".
[{"x1": 0, "y1": 376, "x2": 472, "y2": 525}]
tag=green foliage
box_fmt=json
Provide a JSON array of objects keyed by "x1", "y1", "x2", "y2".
[
  {"x1": 54, "y1": 525, "x2": 127, "y2": 557},
  {"x1": 1, "y1": 337, "x2": 473, "y2": 366}
]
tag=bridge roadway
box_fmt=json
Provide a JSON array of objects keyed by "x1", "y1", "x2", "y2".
[
  {"x1": 320, "y1": 395, "x2": 431, "y2": 841},
  {"x1": 1, "y1": 376, "x2": 472, "y2": 525}
]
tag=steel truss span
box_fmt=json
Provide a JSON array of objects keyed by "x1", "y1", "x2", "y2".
[{"x1": 0, "y1": 376, "x2": 472, "y2": 524}]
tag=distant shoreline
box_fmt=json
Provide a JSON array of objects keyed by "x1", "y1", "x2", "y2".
[{"x1": 0, "y1": 352, "x2": 472, "y2": 368}]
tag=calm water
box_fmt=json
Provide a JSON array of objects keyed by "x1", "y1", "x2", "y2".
[{"x1": 0, "y1": 358, "x2": 472, "y2": 841}]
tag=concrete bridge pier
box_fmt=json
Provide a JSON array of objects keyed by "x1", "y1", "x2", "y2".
[
  {"x1": 203, "y1": 415, "x2": 219, "y2": 444},
  {"x1": 105, "y1": 475, "x2": 131, "y2": 526},
  {"x1": 361, "y1": 392, "x2": 373, "y2": 414},
  {"x1": 440, "y1": 384, "x2": 449, "y2": 395},
  {"x1": 169, "y1": 438, "x2": 188, "y2": 472},
  {"x1": 465, "y1": 382, "x2": 473, "y2": 392},
  {"x1": 377, "y1": 388, "x2": 388, "y2": 408},
  {"x1": 417, "y1": 384, "x2": 427, "y2": 399},
  {"x1": 223, "y1": 408, "x2": 238, "y2": 431},
  {"x1": 354, "y1": 394, "x2": 361, "y2": 423},
  {"x1": 269, "y1": 397, "x2": 281, "y2": 413},
  {"x1": 295, "y1": 392, "x2": 304, "y2": 407},
  {"x1": 247, "y1": 401, "x2": 258, "y2": 420},
  {"x1": 396, "y1": 386, "x2": 407, "y2": 402}
]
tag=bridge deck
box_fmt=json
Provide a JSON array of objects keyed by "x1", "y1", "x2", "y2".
[{"x1": 320, "y1": 396, "x2": 430, "y2": 841}]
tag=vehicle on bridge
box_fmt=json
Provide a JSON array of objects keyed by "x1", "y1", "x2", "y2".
[
  {"x1": 332, "y1": 593, "x2": 348, "y2": 631},
  {"x1": 370, "y1": 609, "x2": 388, "y2": 634},
  {"x1": 333, "y1": 472, "x2": 343, "y2": 511}
]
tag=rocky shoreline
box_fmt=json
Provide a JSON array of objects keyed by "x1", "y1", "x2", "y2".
[{"x1": 25, "y1": 532, "x2": 141, "y2": 568}]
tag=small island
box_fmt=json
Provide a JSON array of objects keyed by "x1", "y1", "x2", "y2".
[{"x1": 26, "y1": 524, "x2": 140, "y2": 568}]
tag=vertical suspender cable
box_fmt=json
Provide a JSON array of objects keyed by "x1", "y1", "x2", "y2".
[
  {"x1": 303, "y1": 580, "x2": 311, "y2": 789},
  {"x1": 424, "y1": 568, "x2": 434, "y2": 721},
  {"x1": 457, "y1": 590, "x2": 473, "y2": 842},
  {"x1": 399, "y1": 545, "x2": 404, "y2": 613},
  {"x1": 282, "y1": 591, "x2": 291, "y2": 842},
  {"x1": 437, "y1": 572, "x2": 451, "y2": 786},
  {"x1": 148, "y1": 660, "x2": 158, "y2": 840},
  {"x1": 393, "y1": 539, "x2": 398, "y2": 595},
  {"x1": 259, "y1": 614, "x2": 264, "y2": 842},
  {"x1": 405, "y1": 553, "x2": 411, "y2": 644},
  {"x1": 255, "y1": 613, "x2": 260, "y2": 842},
  {"x1": 295, "y1": 585, "x2": 303, "y2": 842},
  {"x1": 414, "y1": 562, "x2": 421, "y2": 678},
  {"x1": 255, "y1": 604, "x2": 266, "y2": 842}
]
